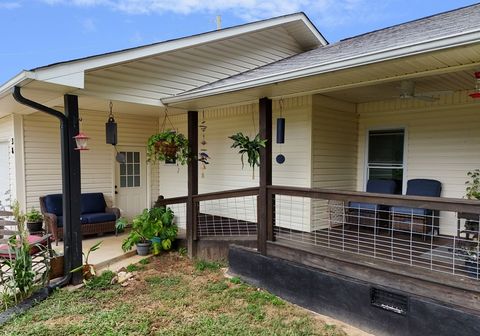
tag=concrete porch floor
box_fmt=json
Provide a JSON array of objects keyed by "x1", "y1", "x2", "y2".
[{"x1": 53, "y1": 228, "x2": 186, "y2": 270}]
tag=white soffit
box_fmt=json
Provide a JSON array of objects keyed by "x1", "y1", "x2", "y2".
[
  {"x1": 18, "y1": 13, "x2": 324, "y2": 105},
  {"x1": 164, "y1": 45, "x2": 480, "y2": 109}
]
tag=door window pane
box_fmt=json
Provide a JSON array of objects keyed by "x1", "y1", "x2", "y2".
[
  {"x1": 119, "y1": 151, "x2": 141, "y2": 188},
  {"x1": 367, "y1": 129, "x2": 405, "y2": 194}
]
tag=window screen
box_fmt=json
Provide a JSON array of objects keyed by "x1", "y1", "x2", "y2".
[
  {"x1": 119, "y1": 151, "x2": 141, "y2": 188},
  {"x1": 367, "y1": 129, "x2": 405, "y2": 194}
]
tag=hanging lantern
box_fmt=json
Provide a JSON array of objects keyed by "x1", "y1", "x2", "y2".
[
  {"x1": 73, "y1": 132, "x2": 90, "y2": 150},
  {"x1": 469, "y1": 72, "x2": 480, "y2": 99},
  {"x1": 276, "y1": 98, "x2": 285, "y2": 144},
  {"x1": 106, "y1": 101, "x2": 118, "y2": 145}
]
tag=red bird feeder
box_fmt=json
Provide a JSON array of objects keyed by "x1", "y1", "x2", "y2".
[
  {"x1": 73, "y1": 132, "x2": 90, "y2": 150},
  {"x1": 469, "y1": 71, "x2": 480, "y2": 99}
]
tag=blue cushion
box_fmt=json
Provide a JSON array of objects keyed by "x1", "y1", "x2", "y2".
[
  {"x1": 82, "y1": 212, "x2": 116, "y2": 224},
  {"x1": 366, "y1": 179, "x2": 397, "y2": 194},
  {"x1": 349, "y1": 202, "x2": 380, "y2": 211},
  {"x1": 406, "y1": 179, "x2": 442, "y2": 197},
  {"x1": 56, "y1": 216, "x2": 89, "y2": 227},
  {"x1": 44, "y1": 194, "x2": 63, "y2": 216},
  {"x1": 81, "y1": 193, "x2": 107, "y2": 214},
  {"x1": 391, "y1": 207, "x2": 428, "y2": 216}
]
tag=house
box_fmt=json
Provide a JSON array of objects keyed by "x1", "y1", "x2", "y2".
[{"x1": 1, "y1": 3, "x2": 480, "y2": 335}]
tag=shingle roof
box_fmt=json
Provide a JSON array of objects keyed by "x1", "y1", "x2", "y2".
[{"x1": 178, "y1": 3, "x2": 480, "y2": 96}]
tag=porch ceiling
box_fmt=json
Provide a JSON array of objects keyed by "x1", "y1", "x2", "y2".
[
  {"x1": 78, "y1": 24, "x2": 309, "y2": 106},
  {"x1": 0, "y1": 13, "x2": 323, "y2": 117},
  {"x1": 165, "y1": 43, "x2": 480, "y2": 109}
]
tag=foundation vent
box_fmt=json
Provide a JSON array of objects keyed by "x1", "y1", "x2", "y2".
[{"x1": 370, "y1": 288, "x2": 408, "y2": 315}]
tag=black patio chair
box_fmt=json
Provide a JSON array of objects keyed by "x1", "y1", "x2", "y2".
[
  {"x1": 346, "y1": 179, "x2": 397, "y2": 233},
  {"x1": 390, "y1": 179, "x2": 442, "y2": 238}
]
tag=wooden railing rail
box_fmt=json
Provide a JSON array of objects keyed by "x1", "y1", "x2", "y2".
[
  {"x1": 155, "y1": 187, "x2": 260, "y2": 206},
  {"x1": 267, "y1": 185, "x2": 480, "y2": 214},
  {"x1": 155, "y1": 196, "x2": 188, "y2": 206}
]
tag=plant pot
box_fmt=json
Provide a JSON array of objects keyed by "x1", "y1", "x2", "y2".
[
  {"x1": 136, "y1": 241, "x2": 152, "y2": 256},
  {"x1": 465, "y1": 259, "x2": 479, "y2": 278},
  {"x1": 155, "y1": 141, "x2": 177, "y2": 159},
  {"x1": 49, "y1": 255, "x2": 64, "y2": 280},
  {"x1": 27, "y1": 221, "x2": 43, "y2": 233}
]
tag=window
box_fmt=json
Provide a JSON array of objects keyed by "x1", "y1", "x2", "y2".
[
  {"x1": 119, "y1": 151, "x2": 141, "y2": 188},
  {"x1": 367, "y1": 129, "x2": 405, "y2": 194}
]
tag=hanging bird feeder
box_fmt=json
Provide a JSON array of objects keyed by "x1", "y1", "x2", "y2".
[
  {"x1": 73, "y1": 132, "x2": 90, "y2": 150},
  {"x1": 469, "y1": 71, "x2": 480, "y2": 99}
]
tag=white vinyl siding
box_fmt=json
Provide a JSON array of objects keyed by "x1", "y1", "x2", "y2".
[
  {"x1": 158, "y1": 96, "x2": 313, "y2": 229},
  {"x1": 23, "y1": 110, "x2": 159, "y2": 211},
  {"x1": 0, "y1": 115, "x2": 14, "y2": 208},
  {"x1": 310, "y1": 95, "x2": 358, "y2": 230},
  {"x1": 357, "y1": 90, "x2": 480, "y2": 235}
]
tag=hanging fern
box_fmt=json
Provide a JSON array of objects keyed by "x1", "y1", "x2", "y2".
[{"x1": 229, "y1": 132, "x2": 267, "y2": 179}]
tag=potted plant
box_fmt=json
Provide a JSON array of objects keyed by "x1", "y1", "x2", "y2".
[
  {"x1": 458, "y1": 239, "x2": 479, "y2": 278},
  {"x1": 25, "y1": 208, "x2": 43, "y2": 233},
  {"x1": 466, "y1": 169, "x2": 480, "y2": 200},
  {"x1": 150, "y1": 207, "x2": 178, "y2": 254},
  {"x1": 147, "y1": 130, "x2": 189, "y2": 165},
  {"x1": 119, "y1": 207, "x2": 178, "y2": 256},
  {"x1": 70, "y1": 241, "x2": 102, "y2": 280},
  {"x1": 229, "y1": 132, "x2": 267, "y2": 179}
]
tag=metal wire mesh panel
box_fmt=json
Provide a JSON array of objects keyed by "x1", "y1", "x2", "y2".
[
  {"x1": 197, "y1": 195, "x2": 257, "y2": 237},
  {"x1": 165, "y1": 203, "x2": 187, "y2": 230},
  {"x1": 273, "y1": 194, "x2": 480, "y2": 281}
]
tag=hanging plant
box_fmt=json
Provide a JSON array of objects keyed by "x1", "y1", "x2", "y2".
[
  {"x1": 229, "y1": 132, "x2": 267, "y2": 179},
  {"x1": 147, "y1": 130, "x2": 190, "y2": 165}
]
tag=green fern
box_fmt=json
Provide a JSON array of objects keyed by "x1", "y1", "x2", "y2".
[{"x1": 229, "y1": 132, "x2": 267, "y2": 179}]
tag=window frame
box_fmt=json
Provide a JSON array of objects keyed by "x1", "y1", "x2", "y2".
[{"x1": 364, "y1": 126, "x2": 408, "y2": 194}]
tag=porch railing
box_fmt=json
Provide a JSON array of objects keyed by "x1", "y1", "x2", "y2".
[
  {"x1": 156, "y1": 187, "x2": 259, "y2": 239},
  {"x1": 157, "y1": 185, "x2": 480, "y2": 281},
  {"x1": 268, "y1": 185, "x2": 480, "y2": 281}
]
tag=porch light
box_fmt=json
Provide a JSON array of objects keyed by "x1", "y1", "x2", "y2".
[
  {"x1": 469, "y1": 72, "x2": 480, "y2": 99},
  {"x1": 73, "y1": 132, "x2": 90, "y2": 150}
]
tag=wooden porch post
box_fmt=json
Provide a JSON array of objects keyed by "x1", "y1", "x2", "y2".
[
  {"x1": 64, "y1": 94, "x2": 83, "y2": 285},
  {"x1": 258, "y1": 97, "x2": 272, "y2": 255},
  {"x1": 187, "y1": 110, "x2": 198, "y2": 258}
]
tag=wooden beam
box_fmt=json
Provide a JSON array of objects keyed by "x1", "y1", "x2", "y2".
[
  {"x1": 187, "y1": 110, "x2": 199, "y2": 258},
  {"x1": 258, "y1": 97, "x2": 272, "y2": 254}
]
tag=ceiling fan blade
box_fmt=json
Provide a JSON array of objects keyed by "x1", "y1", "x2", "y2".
[{"x1": 414, "y1": 95, "x2": 438, "y2": 102}]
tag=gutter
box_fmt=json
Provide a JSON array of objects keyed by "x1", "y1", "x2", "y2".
[
  {"x1": 163, "y1": 29, "x2": 480, "y2": 104},
  {"x1": 12, "y1": 87, "x2": 73, "y2": 289}
]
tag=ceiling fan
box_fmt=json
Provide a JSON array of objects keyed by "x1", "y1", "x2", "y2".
[{"x1": 397, "y1": 80, "x2": 445, "y2": 102}]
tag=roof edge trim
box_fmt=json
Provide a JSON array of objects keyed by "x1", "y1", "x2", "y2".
[{"x1": 163, "y1": 29, "x2": 480, "y2": 105}]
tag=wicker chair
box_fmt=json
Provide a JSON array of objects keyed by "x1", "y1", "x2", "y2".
[{"x1": 40, "y1": 193, "x2": 120, "y2": 245}]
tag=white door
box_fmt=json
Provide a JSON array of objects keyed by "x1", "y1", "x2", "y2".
[
  {"x1": 0, "y1": 141, "x2": 10, "y2": 209},
  {"x1": 115, "y1": 147, "x2": 147, "y2": 220}
]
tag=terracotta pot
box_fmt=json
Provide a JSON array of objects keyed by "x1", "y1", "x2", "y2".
[{"x1": 49, "y1": 255, "x2": 64, "y2": 280}]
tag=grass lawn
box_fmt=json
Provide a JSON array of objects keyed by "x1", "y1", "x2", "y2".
[{"x1": 1, "y1": 252, "x2": 349, "y2": 336}]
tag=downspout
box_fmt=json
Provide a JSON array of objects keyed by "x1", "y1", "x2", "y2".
[{"x1": 12, "y1": 86, "x2": 72, "y2": 288}]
